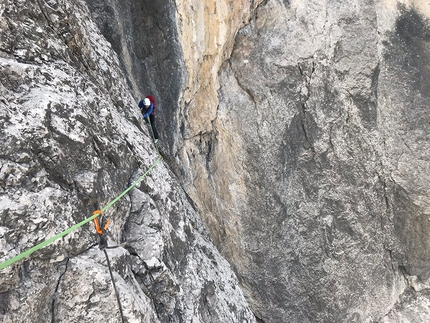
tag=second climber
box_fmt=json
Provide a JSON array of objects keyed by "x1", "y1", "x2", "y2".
[{"x1": 138, "y1": 96, "x2": 159, "y2": 144}]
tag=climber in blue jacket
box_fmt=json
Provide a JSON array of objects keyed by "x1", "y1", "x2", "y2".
[{"x1": 138, "y1": 96, "x2": 159, "y2": 143}]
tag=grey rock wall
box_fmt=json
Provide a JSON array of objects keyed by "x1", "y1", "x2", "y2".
[
  {"x1": 217, "y1": 1, "x2": 430, "y2": 322},
  {"x1": 0, "y1": 1, "x2": 255, "y2": 322},
  {"x1": 2, "y1": 0, "x2": 430, "y2": 322},
  {"x1": 220, "y1": 1, "x2": 398, "y2": 321},
  {"x1": 156, "y1": 0, "x2": 430, "y2": 322}
]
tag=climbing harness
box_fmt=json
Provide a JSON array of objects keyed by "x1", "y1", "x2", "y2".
[{"x1": 0, "y1": 154, "x2": 162, "y2": 271}]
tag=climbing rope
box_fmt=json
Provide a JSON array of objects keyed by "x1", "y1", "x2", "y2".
[
  {"x1": 105, "y1": 236, "x2": 145, "y2": 250},
  {"x1": 103, "y1": 249, "x2": 125, "y2": 323},
  {"x1": 0, "y1": 154, "x2": 162, "y2": 271}
]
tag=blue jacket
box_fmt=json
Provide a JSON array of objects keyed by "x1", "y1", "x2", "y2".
[{"x1": 139, "y1": 100, "x2": 154, "y2": 118}]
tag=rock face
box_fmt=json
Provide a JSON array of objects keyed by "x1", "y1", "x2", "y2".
[
  {"x1": 0, "y1": 1, "x2": 255, "y2": 322},
  {"x1": 124, "y1": 0, "x2": 430, "y2": 322},
  {"x1": 84, "y1": 0, "x2": 185, "y2": 145},
  {"x1": 2, "y1": 0, "x2": 430, "y2": 323}
]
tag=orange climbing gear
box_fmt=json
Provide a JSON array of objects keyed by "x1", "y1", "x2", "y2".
[{"x1": 92, "y1": 210, "x2": 110, "y2": 235}]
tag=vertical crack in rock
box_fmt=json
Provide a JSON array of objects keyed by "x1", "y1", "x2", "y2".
[
  {"x1": 129, "y1": 257, "x2": 163, "y2": 321},
  {"x1": 297, "y1": 61, "x2": 316, "y2": 151},
  {"x1": 50, "y1": 259, "x2": 69, "y2": 323},
  {"x1": 35, "y1": 0, "x2": 92, "y2": 73},
  {"x1": 36, "y1": 0, "x2": 55, "y2": 26},
  {"x1": 370, "y1": 61, "x2": 380, "y2": 115},
  {"x1": 251, "y1": 0, "x2": 270, "y2": 17},
  {"x1": 350, "y1": 61, "x2": 380, "y2": 130},
  {"x1": 196, "y1": 130, "x2": 216, "y2": 175},
  {"x1": 129, "y1": 251, "x2": 178, "y2": 323}
]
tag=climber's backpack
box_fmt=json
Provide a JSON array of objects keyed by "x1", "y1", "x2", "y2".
[{"x1": 145, "y1": 95, "x2": 156, "y2": 113}]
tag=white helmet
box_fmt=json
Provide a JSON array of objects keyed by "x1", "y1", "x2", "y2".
[{"x1": 144, "y1": 98, "x2": 151, "y2": 106}]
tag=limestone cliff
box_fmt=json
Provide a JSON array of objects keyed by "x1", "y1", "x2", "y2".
[
  {"x1": 2, "y1": 0, "x2": 430, "y2": 323},
  {"x1": 116, "y1": 0, "x2": 430, "y2": 322}
]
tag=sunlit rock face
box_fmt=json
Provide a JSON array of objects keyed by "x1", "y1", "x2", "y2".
[{"x1": 0, "y1": 1, "x2": 256, "y2": 322}]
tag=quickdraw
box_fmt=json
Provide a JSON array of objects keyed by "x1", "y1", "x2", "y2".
[
  {"x1": 0, "y1": 154, "x2": 162, "y2": 271},
  {"x1": 92, "y1": 210, "x2": 110, "y2": 235}
]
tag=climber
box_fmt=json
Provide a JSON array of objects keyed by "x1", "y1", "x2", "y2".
[{"x1": 138, "y1": 96, "x2": 159, "y2": 144}]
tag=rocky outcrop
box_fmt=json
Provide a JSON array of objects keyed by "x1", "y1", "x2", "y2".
[{"x1": 0, "y1": 1, "x2": 255, "y2": 322}]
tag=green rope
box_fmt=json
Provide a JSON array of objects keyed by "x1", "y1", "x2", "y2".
[
  {"x1": 0, "y1": 155, "x2": 162, "y2": 271},
  {"x1": 101, "y1": 155, "x2": 162, "y2": 213}
]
